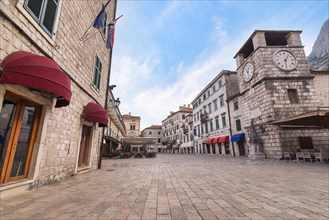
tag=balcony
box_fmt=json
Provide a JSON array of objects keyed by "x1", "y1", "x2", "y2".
[{"x1": 200, "y1": 113, "x2": 208, "y2": 123}]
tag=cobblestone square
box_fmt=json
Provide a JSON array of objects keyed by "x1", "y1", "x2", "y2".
[{"x1": 1, "y1": 154, "x2": 328, "y2": 220}]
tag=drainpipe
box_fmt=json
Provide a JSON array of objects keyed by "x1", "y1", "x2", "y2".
[
  {"x1": 226, "y1": 99, "x2": 235, "y2": 157},
  {"x1": 98, "y1": 0, "x2": 118, "y2": 169}
]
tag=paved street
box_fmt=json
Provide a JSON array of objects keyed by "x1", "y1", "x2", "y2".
[{"x1": 0, "y1": 154, "x2": 328, "y2": 220}]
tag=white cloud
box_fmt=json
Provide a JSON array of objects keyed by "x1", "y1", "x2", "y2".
[
  {"x1": 112, "y1": 32, "x2": 242, "y2": 129},
  {"x1": 111, "y1": 1, "x2": 327, "y2": 130}
]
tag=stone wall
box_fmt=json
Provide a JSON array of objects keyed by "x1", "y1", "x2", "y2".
[
  {"x1": 237, "y1": 37, "x2": 322, "y2": 158},
  {"x1": 0, "y1": 0, "x2": 116, "y2": 189},
  {"x1": 312, "y1": 72, "x2": 329, "y2": 106}
]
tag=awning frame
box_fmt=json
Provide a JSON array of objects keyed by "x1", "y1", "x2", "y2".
[
  {"x1": 83, "y1": 102, "x2": 108, "y2": 127},
  {"x1": 269, "y1": 108, "x2": 329, "y2": 128},
  {"x1": 0, "y1": 51, "x2": 72, "y2": 107}
]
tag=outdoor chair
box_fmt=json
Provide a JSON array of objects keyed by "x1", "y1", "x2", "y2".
[
  {"x1": 296, "y1": 152, "x2": 304, "y2": 162},
  {"x1": 284, "y1": 152, "x2": 296, "y2": 160},
  {"x1": 302, "y1": 151, "x2": 313, "y2": 163},
  {"x1": 314, "y1": 149, "x2": 329, "y2": 163}
]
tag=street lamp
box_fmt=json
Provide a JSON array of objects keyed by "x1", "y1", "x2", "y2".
[{"x1": 114, "y1": 98, "x2": 120, "y2": 107}]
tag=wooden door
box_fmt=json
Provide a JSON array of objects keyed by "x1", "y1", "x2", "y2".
[
  {"x1": 78, "y1": 125, "x2": 93, "y2": 167},
  {"x1": 0, "y1": 93, "x2": 40, "y2": 184}
]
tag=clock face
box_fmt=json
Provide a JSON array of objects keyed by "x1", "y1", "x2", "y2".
[
  {"x1": 243, "y1": 62, "x2": 254, "y2": 82},
  {"x1": 273, "y1": 50, "x2": 298, "y2": 71}
]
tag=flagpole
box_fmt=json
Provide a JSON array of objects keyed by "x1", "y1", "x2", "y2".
[
  {"x1": 79, "y1": 22, "x2": 94, "y2": 42},
  {"x1": 115, "y1": 14, "x2": 123, "y2": 21},
  {"x1": 80, "y1": 15, "x2": 122, "y2": 43},
  {"x1": 79, "y1": 0, "x2": 113, "y2": 42}
]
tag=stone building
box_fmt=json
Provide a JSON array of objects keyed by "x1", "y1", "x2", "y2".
[
  {"x1": 227, "y1": 94, "x2": 248, "y2": 157},
  {"x1": 191, "y1": 70, "x2": 239, "y2": 156},
  {"x1": 162, "y1": 105, "x2": 192, "y2": 153},
  {"x1": 122, "y1": 113, "x2": 153, "y2": 153},
  {"x1": 0, "y1": 0, "x2": 117, "y2": 197},
  {"x1": 141, "y1": 125, "x2": 162, "y2": 153},
  {"x1": 180, "y1": 112, "x2": 194, "y2": 154},
  {"x1": 103, "y1": 90, "x2": 126, "y2": 156},
  {"x1": 234, "y1": 30, "x2": 328, "y2": 159},
  {"x1": 122, "y1": 113, "x2": 141, "y2": 138}
]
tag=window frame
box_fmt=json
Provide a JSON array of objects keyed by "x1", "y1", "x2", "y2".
[
  {"x1": 215, "y1": 116, "x2": 220, "y2": 130},
  {"x1": 287, "y1": 89, "x2": 299, "y2": 104},
  {"x1": 23, "y1": 0, "x2": 60, "y2": 37},
  {"x1": 221, "y1": 115, "x2": 227, "y2": 127},
  {"x1": 219, "y1": 95, "x2": 224, "y2": 107},
  {"x1": 235, "y1": 119, "x2": 241, "y2": 131},
  {"x1": 233, "y1": 100, "x2": 239, "y2": 111},
  {"x1": 92, "y1": 54, "x2": 103, "y2": 91}
]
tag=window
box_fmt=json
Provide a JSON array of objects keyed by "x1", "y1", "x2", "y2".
[
  {"x1": 221, "y1": 115, "x2": 226, "y2": 127},
  {"x1": 157, "y1": 138, "x2": 161, "y2": 143},
  {"x1": 24, "y1": 0, "x2": 59, "y2": 36},
  {"x1": 233, "y1": 101, "x2": 239, "y2": 110},
  {"x1": 203, "y1": 94, "x2": 206, "y2": 101},
  {"x1": 219, "y1": 95, "x2": 224, "y2": 107},
  {"x1": 298, "y1": 137, "x2": 314, "y2": 149},
  {"x1": 213, "y1": 99, "x2": 218, "y2": 110},
  {"x1": 149, "y1": 131, "x2": 152, "y2": 135},
  {"x1": 92, "y1": 55, "x2": 102, "y2": 91},
  {"x1": 207, "y1": 90, "x2": 210, "y2": 97},
  {"x1": 205, "y1": 123, "x2": 208, "y2": 133},
  {"x1": 235, "y1": 119, "x2": 241, "y2": 131},
  {"x1": 210, "y1": 119, "x2": 213, "y2": 131},
  {"x1": 158, "y1": 131, "x2": 161, "y2": 135},
  {"x1": 201, "y1": 124, "x2": 204, "y2": 134},
  {"x1": 208, "y1": 103, "x2": 212, "y2": 113},
  {"x1": 130, "y1": 125, "x2": 135, "y2": 130},
  {"x1": 218, "y1": 80, "x2": 223, "y2": 88},
  {"x1": 288, "y1": 89, "x2": 299, "y2": 103},
  {"x1": 0, "y1": 95, "x2": 41, "y2": 184},
  {"x1": 215, "y1": 116, "x2": 219, "y2": 129},
  {"x1": 212, "y1": 85, "x2": 216, "y2": 93}
]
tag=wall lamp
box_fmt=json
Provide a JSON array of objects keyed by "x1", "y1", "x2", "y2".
[
  {"x1": 109, "y1": 85, "x2": 116, "y2": 90},
  {"x1": 114, "y1": 98, "x2": 120, "y2": 107}
]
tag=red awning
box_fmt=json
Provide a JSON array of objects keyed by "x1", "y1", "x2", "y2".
[
  {"x1": 0, "y1": 51, "x2": 72, "y2": 107},
  {"x1": 212, "y1": 137, "x2": 219, "y2": 144},
  {"x1": 213, "y1": 136, "x2": 229, "y2": 144},
  {"x1": 83, "y1": 102, "x2": 108, "y2": 127},
  {"x1": 207, "y1": 138, "x2": 213, "y2": 144}
]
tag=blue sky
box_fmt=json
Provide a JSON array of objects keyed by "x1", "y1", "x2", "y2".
[{"x1": 110, "y1": 0, "x2": 328, "y2": 130}]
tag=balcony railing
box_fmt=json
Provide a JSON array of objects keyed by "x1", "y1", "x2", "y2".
[{"x1": 200, "y1": 113, "x2": 208, "y2": 123}]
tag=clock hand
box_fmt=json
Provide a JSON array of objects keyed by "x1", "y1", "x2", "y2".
[{"x1": 284, "y1": 56, "x2": 288, "y2": 68}]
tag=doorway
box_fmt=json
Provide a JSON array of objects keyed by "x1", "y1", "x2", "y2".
[
  {"x1": 0, "y1": 93, "x2": 41, "y2": 184},
  {"x1": 78, "y1": 125, "x2": 93, "y2": 167},
  {"x1": 238, "y1": 142, "x2": 245, "y2": 156}
]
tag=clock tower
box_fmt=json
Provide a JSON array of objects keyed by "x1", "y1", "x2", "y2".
[{"x1": 234, "y1": 30, "x2": 320, "y2": 159}]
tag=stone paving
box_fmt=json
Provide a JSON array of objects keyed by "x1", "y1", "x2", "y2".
[{"x1": 0, "y1": 154, "x2": 328, "y2": 220}]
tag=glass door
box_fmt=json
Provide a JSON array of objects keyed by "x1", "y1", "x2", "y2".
[{"x1": 0, "y1": 93, "x2": 40, "y2": 184}]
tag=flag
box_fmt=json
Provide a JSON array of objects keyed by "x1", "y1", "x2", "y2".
[
  {"x1": 106, "y1": 21, "x2": 116, "y2": 49},
  {"x1": 93, "y1": 0, "x2": 111, "y2": 29}
]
